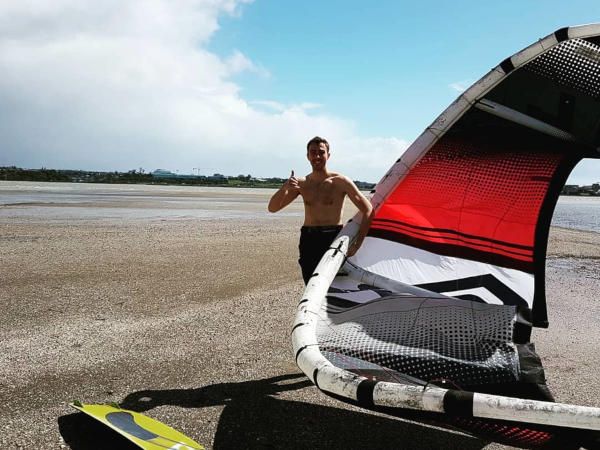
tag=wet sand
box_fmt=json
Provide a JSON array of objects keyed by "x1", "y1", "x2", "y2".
[{"x1": 1, "y1": 186, "x2": 599, "y2": 449}]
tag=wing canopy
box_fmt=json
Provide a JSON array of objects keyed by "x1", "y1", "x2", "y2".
[{"x1": 353, "y1": 33, "x2": 600, "y2": 327}]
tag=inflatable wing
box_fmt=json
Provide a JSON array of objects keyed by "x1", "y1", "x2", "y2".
[{"x1": 292, "y1": 24, "x2": 600, "y2": 449}]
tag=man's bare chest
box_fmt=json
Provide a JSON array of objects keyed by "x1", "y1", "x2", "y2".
[{"x1": 302, "y1": 179, "x2": 344, "y2": 206}]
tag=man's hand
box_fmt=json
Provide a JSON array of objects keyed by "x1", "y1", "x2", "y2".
[
  {"x1": 347, "y1": 239, "x2": 362, "y2": 257},
  {"x1": 287, "y1": 170, "x2": 300, "y2": 193},
  {"x1": 268, "y1": 170, "x2": 301, "y2": 213}
]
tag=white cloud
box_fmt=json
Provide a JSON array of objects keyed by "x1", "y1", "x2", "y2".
[
  {"x1": 225, "y1": 50, "x2": 270, "y2": 78},
  {"x1": 0, "y1": 0, "x2": 408, "y2": 182},
  {"x1": 295, "y1": 102, "x2": 323, "y2": 111},
  {"x1": 249, "y1": 101, "x2": 323, "y2": 113},
  {"x1": 324, "y1": 136, "x2": 408, "y2": 183},
  {"x1": 448, "y1": 80, "x2": 474, "y2": 92},
  {"x1": 248, "y1": 100, "x2": 285, "y2": 112}
]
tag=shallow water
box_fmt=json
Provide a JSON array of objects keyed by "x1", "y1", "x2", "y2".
[
  {"x1": 0, "y1": 181, "x2": 598, "y2": 231},
  {"x1": 0, "y1": 181, "x2": 303, "y2": 223},
  {"x1": 552, "y1": 196, "x2": 599, "y2": 233}
]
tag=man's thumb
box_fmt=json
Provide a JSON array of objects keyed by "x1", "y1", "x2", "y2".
[{"x1": 291, "y1": 170, "x2": 294, "y2": 177}]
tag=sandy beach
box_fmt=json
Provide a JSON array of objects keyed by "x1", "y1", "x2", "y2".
[{"x1": 1, "y1": 184, "x2": 599, "y2": 449}]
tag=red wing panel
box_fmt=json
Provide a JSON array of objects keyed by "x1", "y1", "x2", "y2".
[{"x1": 370, "y1": 136, "x2": 565, "y2": 273}]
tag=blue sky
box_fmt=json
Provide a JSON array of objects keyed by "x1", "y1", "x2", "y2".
[{"x1": 1, "y1": 1, "x2": 600, "y2": 183}]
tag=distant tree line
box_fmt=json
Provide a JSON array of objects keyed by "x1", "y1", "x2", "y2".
[
  {"x1": 562, "y1": 183, "x2": 600, "y2": 196},
  {"x1": 0, "y1": 167, "x2": 154, "y2": 184},
  {"x1": 0, "y1": 166, "x2": 71, "y2": 182},
  {"x1": 0, "y1": 166, "x2": 376, "y2": 190}
]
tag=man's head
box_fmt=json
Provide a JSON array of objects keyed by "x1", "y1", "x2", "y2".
[
  {"x1": 306, "y1": 136, "x2": 330, "y2": 171},
  {"x1": 306, "y1": 136, "x2": 329, "y2": 154}
]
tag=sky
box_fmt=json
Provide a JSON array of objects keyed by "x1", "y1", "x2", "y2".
[{"x1": 1, "y1": 1, "x2": 600, "y2": 184}]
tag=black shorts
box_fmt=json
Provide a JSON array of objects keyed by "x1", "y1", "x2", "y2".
[{"x1": 298, "y1": 225, "x2": 343, "y2": 285}]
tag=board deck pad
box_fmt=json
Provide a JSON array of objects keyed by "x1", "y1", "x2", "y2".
[{"x1": 70, "y1": 403, "x2": 203, "y2": 450}]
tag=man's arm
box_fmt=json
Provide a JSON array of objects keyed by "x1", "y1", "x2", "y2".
[
  {"x1": 268, "y1": 170, "x2": 301, "y2": 213},
  {"x1": 343, "y1": 177, "x2": 373, "y2": 257}
]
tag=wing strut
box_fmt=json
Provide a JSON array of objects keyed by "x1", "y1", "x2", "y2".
[{"x1": 475, "y1": 98, "x2": 576, "y2": 142}]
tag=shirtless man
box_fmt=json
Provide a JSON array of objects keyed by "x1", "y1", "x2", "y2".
[{"x1": 268, "y1": 136, "x2": 373, "y2": 284}]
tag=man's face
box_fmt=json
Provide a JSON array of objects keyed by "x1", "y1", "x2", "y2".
[{"x1": 307, "y1": 142, "x2": 329, "y2": 170}]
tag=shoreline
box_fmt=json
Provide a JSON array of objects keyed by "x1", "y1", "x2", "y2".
[{"x1": 547, "y1": 226, "x2": 600, "y2": 259}]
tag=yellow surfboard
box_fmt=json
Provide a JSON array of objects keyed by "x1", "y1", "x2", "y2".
[{"x1": 70, "y1": 402, "x2": 203, "y2": 450}]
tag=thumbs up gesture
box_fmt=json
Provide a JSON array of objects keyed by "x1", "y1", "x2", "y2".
[{"x1": 288, "y1": 170, "x2": 300, "y2": 192}]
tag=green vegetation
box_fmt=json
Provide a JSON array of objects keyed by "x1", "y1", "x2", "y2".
[
  {"x1": 0, "y1": 166, "x2": 71, "y2": 182},
  {"x1": 1, "y1": 166, "x2": 377, "y2": 190},
  {"x1": 561, "y1": 183, "x2": 600, "y2": 196},
  {"x1": 5, "y1": 166, "x2": 596, "y2": 194}
]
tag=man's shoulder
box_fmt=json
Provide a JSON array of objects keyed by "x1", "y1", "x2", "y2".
[
  {"x1": 331, "y1": 174, "x2": 363, "y2": 195},
  {"x1": 331, "y1": 173, "x2": 354, "y2": 185}
]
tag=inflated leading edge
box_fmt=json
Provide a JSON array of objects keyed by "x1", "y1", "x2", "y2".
[
  {"x1": 292, "y1": 23, "x2": 600, "y2": 448},
  {"x1": 292, "y1": 234, "x2": 600, "y2": 431}
]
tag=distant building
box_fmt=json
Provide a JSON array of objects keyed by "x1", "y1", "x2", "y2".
[
  {"x1": 562, "y1": 184, "x2": 580, "y2": 195},
  {"x1": 152, "y1": 169, "x2": 177, "y2": 178}
]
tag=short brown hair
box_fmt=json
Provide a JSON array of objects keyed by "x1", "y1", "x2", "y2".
[{"x1": 306, "y1": 136, "x2": 329, "y2": 153}]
